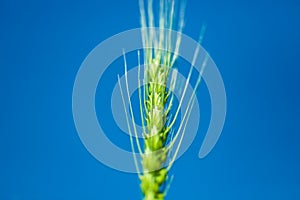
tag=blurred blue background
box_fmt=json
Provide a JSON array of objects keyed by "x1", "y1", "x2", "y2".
[{"x1": 1, "y1": 0, "x2": 300, "y2": 199}]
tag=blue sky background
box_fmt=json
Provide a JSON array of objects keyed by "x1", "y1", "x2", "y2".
[{"x1": 1, "y1": 0, "x2": 300, "y2": 199}]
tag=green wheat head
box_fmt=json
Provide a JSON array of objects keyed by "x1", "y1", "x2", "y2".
[{"x1": 118, "y1": 0, "x2": 207, "y2": 199}]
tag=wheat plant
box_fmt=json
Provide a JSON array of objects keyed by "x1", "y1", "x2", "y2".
[{"x1": 118, "y1": 0, "x2": 207, "y2": 199}]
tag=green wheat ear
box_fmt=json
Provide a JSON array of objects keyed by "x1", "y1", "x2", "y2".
[{"x1": 118, "y1": 0, "x2": 208, "y2": 199}]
